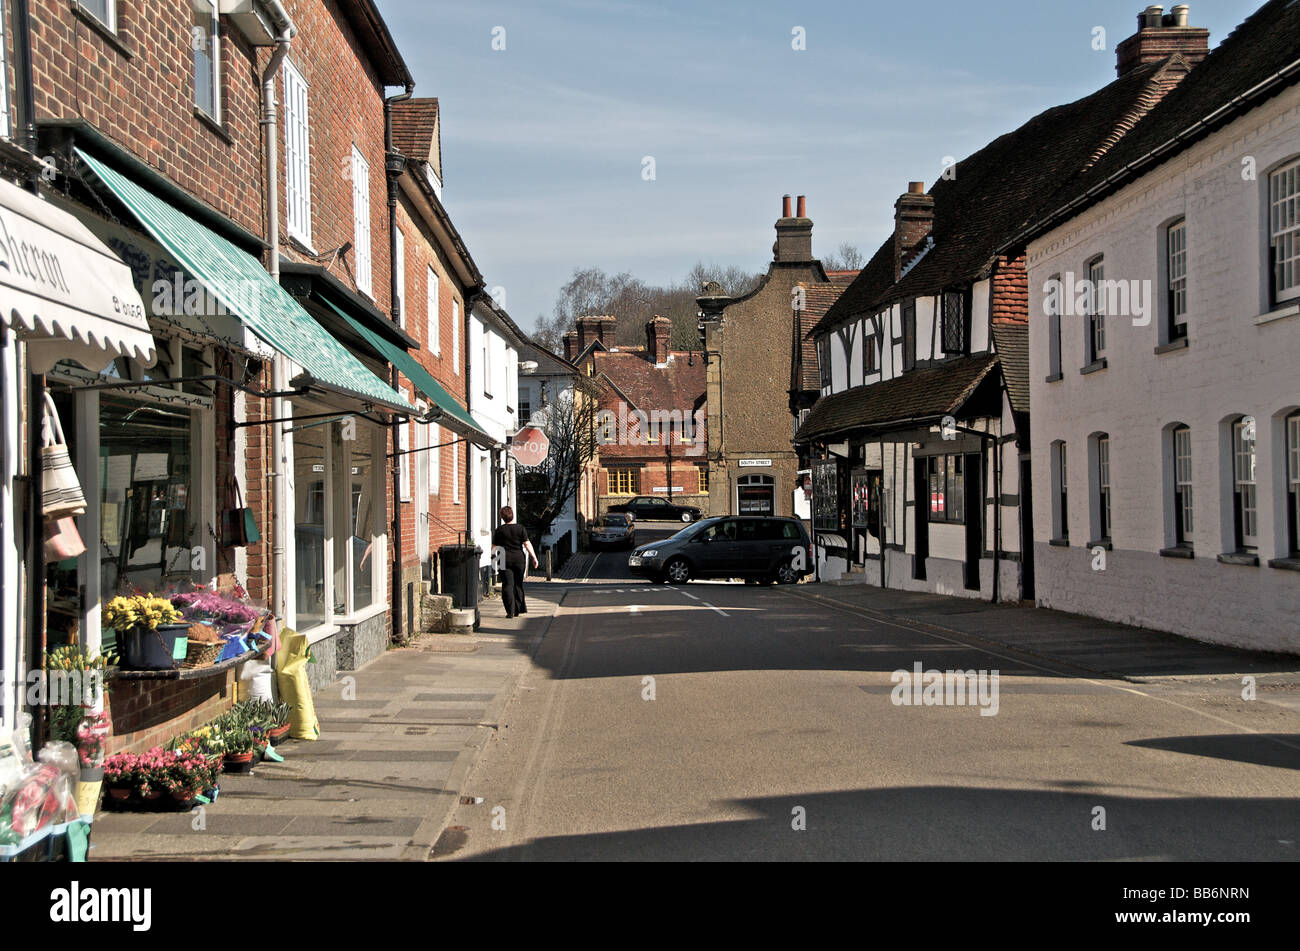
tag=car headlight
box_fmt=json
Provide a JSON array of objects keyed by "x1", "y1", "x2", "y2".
[{"x1": 640, "y1": 549, "x2": 658, "y2": 558}]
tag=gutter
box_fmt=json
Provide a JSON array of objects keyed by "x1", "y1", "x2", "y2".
[{"x1": 257, "y1": 0, "x2": 297, "y2": 626}]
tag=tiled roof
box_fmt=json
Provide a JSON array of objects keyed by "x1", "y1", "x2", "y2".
[
  {"x1": 990, "y1": 323, "x2": 1029, "y2": 415},
  {"x1": 1017, "y1": 0, "x2": 1300, "y2": 245},
  {"x1": 796, "y1": 354, "x2": 999, "y2": 443},
  {"x1": 814, "y1": 56, "x2": 1189, "y2": 336},
  {"x1": 391, "y1": 98, "x2": 439, "y2": 164},
  {"x1": 593, "y1": 350, "x2": 706, "y2": 459},
  {"x1": 792, "y1": 274, "x2": 856, "y2": 392}
]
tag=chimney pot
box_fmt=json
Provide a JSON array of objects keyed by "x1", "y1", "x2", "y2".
[
  {"x1": 796, "y1": 195, "x2": 806, "y2": 218},
  {"x1": 782, "y1": 194, "x2": 792, "y2": 218},
  {"x1": 1117, "y1": 3, "x2": 1207, "y2": 76},
  {"x1": 894, "y1": 183, "x2": 934, "y2": 281},
  {"x1": 1171, "y1": 4, "x2": 1189, "y2": 27},
  {"x1": 908, "y1": 181, "x2": 925, "y2": 195},
  {"x1": 774, "y1": 195, "x2": 814, "y2": 263}
]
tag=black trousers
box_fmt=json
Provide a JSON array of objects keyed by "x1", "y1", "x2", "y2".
[{"x1": 501, "y1": 557, "x2": 527, "y2": 616}]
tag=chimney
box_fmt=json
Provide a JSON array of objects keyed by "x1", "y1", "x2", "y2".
[
  {"x1": 894, "y1": 182, "x2": 934, "y2": 281},
  {"x1": 774, "y1": 193, "x2": 813, "y2": 263},
  {"x1": 1116, "y1": 5, "x2": 1209, "y2": 77},
  {"x1": 575, "y1": 315, "x2": 617, "y2": 352},
  {"x1": 562, "y1": 330, "x2": 578, "y2": 362},
  {"x1": 646, "y1": 315, "x2": 672, "y2": 364}
]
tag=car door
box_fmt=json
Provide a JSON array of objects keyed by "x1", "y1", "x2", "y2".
[
  {"x1": 644, "y1": 496, "x2": 672, "y2": 520},
  {"x1": 693, "y1": 519, "x2": 741, "y2": 575}
]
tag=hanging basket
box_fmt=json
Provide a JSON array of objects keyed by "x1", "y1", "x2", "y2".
[{"x1": 181, "y1": 639, "x2": 225, "y2": 670}]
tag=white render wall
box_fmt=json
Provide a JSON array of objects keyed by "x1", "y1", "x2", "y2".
[{"x1": 1028, "y1": 85, "x2": 1300, "y2": 653}]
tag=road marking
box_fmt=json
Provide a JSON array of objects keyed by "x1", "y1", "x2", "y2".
[
  {"x1": 700, "y1": 601, "x2": 728, "y2": 617},
  {"x1": 681, "y1": 591, "x2": 699, "y2": 601},
  {"x1": 629, "y1": 605, "x2": 639, "y2": 614}
]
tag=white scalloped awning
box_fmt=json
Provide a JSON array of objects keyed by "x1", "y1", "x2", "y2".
[{"x1": 0, "y1": 177, "x2": 155, "y2": 374}]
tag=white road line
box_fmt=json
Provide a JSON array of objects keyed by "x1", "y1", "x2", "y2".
[
  {"x1": 681, "y1": 591, "x2": 699, "y2": 601},
  {"x1": 700, "y1": 601, "x2": 729, "y2": 617},
  {"x1": 629, "y1": 605, "x2": 639, "y2": 613}
]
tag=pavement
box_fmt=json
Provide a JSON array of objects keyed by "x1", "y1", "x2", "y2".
[{"x1": 87, "y1": 587, "x2": 559, "y2": 862}]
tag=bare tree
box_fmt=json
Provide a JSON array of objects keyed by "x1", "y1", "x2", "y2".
[
  {"x1": 822, "y1": 242, "x2": 866, "y2": 272},
  {"x1": 516, "y1": 375, "x2": 602, "y2": 536}
]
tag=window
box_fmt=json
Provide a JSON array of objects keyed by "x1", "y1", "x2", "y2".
[
  {"x1": 351, "y1": 146, "x2": 372, "y2": 296},
  {"x1": 926, "y1": 455, "x2": 965, "y2": 524},
  {"x1": 1050, "y1": 441, "x2": 1069, "y2": 542},
  {"x1": 818, "y1": 338, "x2": 831, "y2": 389},
  {"x1": 483, "y1": 331, "x2": 492, "y2": 397},
  {"x1": 1173, "y1": 425, "x2": 1193, "y2": 546},
  {"x1": 397, "y1": 388, "x2": 411, "y2": 502},
  {"x1": 1047, "y1": 274, "x2": 1062, "y2": 379},
  {"x1": 80, "y1": 0, "x2": 114, "y2": 30},
  {"x1": 1087, "y1": 257, "x2": 1106, "y2": 363},
  {"x1": 1167, "y1": 220, "x2": 1187, "y2": 339},
  {"x1": 427, "y1": 267, "x2": 440, "y2": 355},
  {"x1": 902, "y1": 301, "x2": 916, "y2": 372},
  {"x1": 283, "y1": 59, "x2": 311, "y2": 246},
  {"x1": 1287, "y1": 413, "x2": 1300, "y2": 555},
  {"x1": 1096, "y1": 435, "x2": 1111, "y2": 542},
  {"x1": 941, "y1": 290, "x2": 967, "y2": 355},
  {"x1": 863, "y1": 334, "x2": 878, "y2": 375},
  {"x1": 1233, "y1": 417, "x2": 1258, "y2": 550},
  {"x1": 1271, "y1": 160, "x2": 1299, "y2": 303},
  {"x1": 428, "y1": 422, "x2": 441, "y2": 494},
  {"x1": 452, "y1": 439, "x2": 460, "y2": 503},
  {"x1": 452, "y1": 300, "x2": 460, "y2": 374},
  {"x1": 697, "y1": 466, "x2": 709, "y2": 495},
  {"x1": 294, "y1": 417, "x2": 329, "y2": 630},
  {"x1": 394, "y1": 229, "x2": 406, "y2": 329},
  {"x1": 519, "y1": 396, "x2": 531, "y2": 425},
  {"x1": 607, "y1": 467, "x2": 639, "y2": 496},
  {"x1": 192, "y1": 1, "x2": 220, "y2": 120},
  {"x1": 0, "y1": 4, "x2": 9, "y2": 138}
]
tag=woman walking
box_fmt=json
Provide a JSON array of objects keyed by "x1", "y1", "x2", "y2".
[{"x1": 493, "y1": 505, "x2": 538, "y2": 618}]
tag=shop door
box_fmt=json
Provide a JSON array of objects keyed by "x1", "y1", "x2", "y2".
[
  {"x1": 963, "y1": 452, "x2": 981, "y2": 591},
  {"x1": 736, "y1": 475, "x2": 775, "y2": 516},
  {"x1": 913, "y1": 465, "x2": 928, "y2": 580}
]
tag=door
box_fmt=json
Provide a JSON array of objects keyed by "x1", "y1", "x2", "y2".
[
  {"x1": 963, "y1": 452, "x2": 981, "y2": 591},
  {"x1": 1019, "y1": 458, "x2": 1034, "y2": 600},
  {"x1": 694, "y1": 518, "x2": 741, "y2": 575},
  {"x1": 736, "y1": 474, "x2": 775, "y2": 516},
  {"x1": 913, "y1": 465, "x2": 928, "y2": 580}
]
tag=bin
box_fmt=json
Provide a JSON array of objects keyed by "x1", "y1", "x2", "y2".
[{"x1": 439, "y1": 544, "x2": 482, "y2": 630}]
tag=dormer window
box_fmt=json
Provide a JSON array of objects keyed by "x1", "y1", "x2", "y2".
[{"x1": 942, "y1": 289, "x2": 968, "y2": 355}]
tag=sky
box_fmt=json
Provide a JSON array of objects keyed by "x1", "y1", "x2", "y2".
[{"x1": 378, "y1": 0, "x2": 1262, "y2": 335}]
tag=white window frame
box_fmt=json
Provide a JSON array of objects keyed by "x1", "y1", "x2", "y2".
[
  {"x1": 394, "y1": 228, "x2": 406, "y2": 330},
  {"x1": 1288, "y1": 413, "x2": 1300, "y2": 555},
  {"x1": 453, "y1": 299, "x2": 460, "y2": 374},
  {"x1": 397, "y1": 387, "x2": 411, "y2": 502},
  {"x1": 1167, "y1": 219, "x2": 1187, "y2": 338},
  {"x1": 428, "y1": 421, "x2": 441, "y2": 495},
  {"x1": 427, "y1": 266, "x2": 440, "y2": 356},
  {"x1": 283, "y1": 58, "x2": 312, "y2": 247},
  {"x1": 1087, "y1": 257, "x2": 1105, "y2": 363},
  {"x1": 192, "y1": 0, "x2": 221, "y2": 121},
  {"x1": 1173, "y1": 425, "x2": 1193, "y2": 545},
  {"x1": 1047, "y1": 273, "x2": 1062, "y2": 379},
  {"x1": 351, "y1": 146, "x2": 372, "y2": 296},
  {"x1": 81, "y1": 0, "x2": 116, "y2": 31},
  {"x1": 483, "y1": 330, "x2": 493, "y2": 398},
  {"x1": 1096, "y1": 435, "x2": 1111, "y2": 541},
  {"x1": 1233, "y1": 417, "x2": 1258, "y2": 550},
  {"x1": 1270, "y1": 160, "x2": 1300, "y2": 304},
  {"x1": 452, "y1": 438, "x2": 461, "y2": 503}
]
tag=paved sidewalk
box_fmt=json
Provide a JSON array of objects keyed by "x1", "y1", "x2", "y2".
[
  {"x1": 88, "y1": 589, "x2": 557, "y2": 862},
  {"x1": 789, "y1": 583, "x2": 1300, "y2": 685}
]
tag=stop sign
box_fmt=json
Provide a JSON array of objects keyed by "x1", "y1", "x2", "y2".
[{"x1": 510, "y1": 426, "x2": 549, "y2": 467}]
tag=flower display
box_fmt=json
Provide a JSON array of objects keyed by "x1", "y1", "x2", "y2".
[
  {"x1": 103, "y1": 595, "x2": 182, "y2": 633},
  {"x1": 171, "y1": 590, "x2": 263, "y2": 626}
]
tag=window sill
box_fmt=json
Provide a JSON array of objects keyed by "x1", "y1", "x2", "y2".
[
  {"x1": 1080, "y1": 359, "x2": 1108, "y2": 375},
  {"x1": 193, "y1": 107, "x2": 232, "y2": 144},
  {"x1": 1159, "y1": 546, "x2": 1194, "y2": 559},
  {"x1": 1048, "y1": 538, "x2": 1070, "y2": 547},
  {"x1": 71, "y1": 2, "x2": 133, "y2": 58},
  {"x1": 1253, "y1": 302, "x2": 1299, "y2": 326},
  {"x1": 1267, "y1": 557, "x2": 1300, "y2": 572},
  {"x1": 1217, "y1": 551, "x2": 1259, "y2": 567},
  {"x1": 1086, "y1": 539, "x2": 1113, "y2": 551},
  {"x1": 287, "y1": 233, "x2": 317, "y2": 257},
  {"x1": 1044, "y1": 372, "x2": 1063, "y2": 383},
  {"x1": 1154, "y1": 338, "x2": 1188, "y2": 355}
]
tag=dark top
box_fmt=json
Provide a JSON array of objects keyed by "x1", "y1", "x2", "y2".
[{"x1": 493, "y1": 523, "x2": 529, "y2": 558}]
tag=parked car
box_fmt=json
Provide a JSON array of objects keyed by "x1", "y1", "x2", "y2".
[
  {"x1": 607, "y1": 495, "x2": 701, "y2": 523},
  {"x1": 627, "y1": 516, "x2": 813, "y2": 585},
  {"x1": 589, "y1": 513, "x2": 636, "y2": 549}
]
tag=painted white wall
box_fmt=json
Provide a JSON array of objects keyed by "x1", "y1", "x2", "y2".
[{"x1": 1028, "y1": 85, "x2": 1300, "y2": 652}]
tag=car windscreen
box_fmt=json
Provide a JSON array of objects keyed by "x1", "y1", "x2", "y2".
[
  {"x1": 604, "y1": 515, "x2": 629, "y2": 527},
  {"x1": 665, "y1": 518, "x2": 718, "y2": 543}
]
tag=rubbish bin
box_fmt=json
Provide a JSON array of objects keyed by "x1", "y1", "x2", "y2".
[{"x1": 439, "y1": 544, "x2": 482, "y2": 630}]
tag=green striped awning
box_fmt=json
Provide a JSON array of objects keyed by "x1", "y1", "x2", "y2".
[
  {"x1": 319, "y1": 296, "x2": 494, "y2": 447},
  {"x1": 76, "y1": 148, "x2": 412, "y2": 413}
]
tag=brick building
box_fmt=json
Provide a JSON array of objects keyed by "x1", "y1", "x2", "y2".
[{"x1": 697, "y1": 195, "x2": 851, "y2": 519}]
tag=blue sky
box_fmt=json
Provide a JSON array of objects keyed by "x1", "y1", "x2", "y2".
[{"x1": 379, "y1": 1, "x2": 1261, "y2": 333}]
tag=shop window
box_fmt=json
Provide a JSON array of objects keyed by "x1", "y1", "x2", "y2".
[
  {"x1": 294, "y1": 419, "x2": 328, "y2": 631},
  {"x1": 926, "y1": 455, "x2": 965, "y2": 524},
  {"x1": 192, "y1": 0, "x2": 220, "y2": 120}
]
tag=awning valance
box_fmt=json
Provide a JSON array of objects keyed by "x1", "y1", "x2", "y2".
[
  {"x1": 318, "y1": 297, "x2": 495, "y2": 448},
  {"x1": 76, "y1": 149, "x2": 412, "y2": 414},
  {"x1": 0, "y1": 177, "x2": 154, "y2": 373}
]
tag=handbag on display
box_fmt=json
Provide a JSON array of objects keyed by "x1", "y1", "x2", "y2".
[
  {"x1": 220, "y1": 477, "x2": 261, "y2": 548},
  {"x1": 41, "y1": 393, "x2": 87, "y2": 519},
  {"x1": 43, "y1": 516, "x2": 86, "y2": 563}
]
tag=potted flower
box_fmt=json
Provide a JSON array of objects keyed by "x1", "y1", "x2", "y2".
[
  {"x1": 133, "y1": 747, "x2": 171, "y2": 801},
  {"x1": 221, "y1": 729, "x2": 256, "y2": 774},
  {"x1": 103, "y1": 752, "x2": 138, "y2": 802},
  {"x1": 268, "y1": 702, "x2": 292, "y2": 745},
  {"x1": 105, "y1": 595, "x2": 186, "y2": 670},
  {"x1": 162, "y1": 752, "x2": 216, "y2": 806}
]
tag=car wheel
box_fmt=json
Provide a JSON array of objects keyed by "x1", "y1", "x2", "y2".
[
  {"x1": 665, "y1": 558, "x2": 691, "y2": 584},
  {"x1": 776, "y1": 559, "x2": 799, "y2": 585},
  {"x1": 680, "y1": 511, "x2": 692, "y2": 522}
]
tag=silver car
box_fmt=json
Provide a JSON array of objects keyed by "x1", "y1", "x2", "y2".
[{"x1": 589, "y1": 513, "x2": 637, "y2": 549}]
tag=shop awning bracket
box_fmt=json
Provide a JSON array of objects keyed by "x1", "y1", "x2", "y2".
[{"x1": 61, "y1": 373, "x2": 308, "y2": 401}]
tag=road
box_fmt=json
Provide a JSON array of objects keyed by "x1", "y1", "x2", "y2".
[{"x1": 434, "y1": 523, "x2": 1300, "y2": 861}]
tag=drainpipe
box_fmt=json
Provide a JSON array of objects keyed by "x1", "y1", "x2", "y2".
[
  {"x1": 384, "y1": 82, "x2": 413, "y2": 640},
  {"x1": 12, "y1": 0, "x2": 36, "y2": 160},
  {"x1": 258, "y1": 1, "x2": 296, "y2": 623}
]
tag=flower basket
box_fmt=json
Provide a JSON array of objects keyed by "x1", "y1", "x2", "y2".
[
  {"x1": 119, "y1": 623, "x2": 189, "y2": 670},
  {"x1": 222, "y1": 752, "x2": 254, "y2": 775},
  {"x1": 181, "y1": 638, "x2": 225, "y2": 670}
]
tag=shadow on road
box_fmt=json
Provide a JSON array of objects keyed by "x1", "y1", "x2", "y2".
[{"x1": 1127, "y1": 734, "x2": 1300, "y2": 771}]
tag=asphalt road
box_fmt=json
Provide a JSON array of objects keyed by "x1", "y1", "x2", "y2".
[{"x1": 435, "y1": 528, "x2": 1300, "y2": 861}]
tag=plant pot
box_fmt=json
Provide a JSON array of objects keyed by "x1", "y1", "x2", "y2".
[
  {"x1": 268, "y1": 723, "x2": 291, "y2": 746},
  {"x1": 74, "y1": 779, "x2": 103, "y2": 817},
  {"x1": 119, "y1": 623, "x2": 189, "y2": 670},
  {"x1": 141, "y1": 790, "x2": 162, "y2": 801},
  {"x1": 223, "y1": 752, "x2": 254, "y2": 775},
  {"x1": 79, "y1": 766, "x2": 104, "y2": 783},
  {"x1": 107, "y1": 787, "x2": 131, "y2": 801}
]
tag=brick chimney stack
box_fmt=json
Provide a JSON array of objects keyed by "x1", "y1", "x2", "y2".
[
  {"x1": 1116, "y1": 5, "x2": 1209, "y2": 77},
  {"x1": 774, "y1": 194, "x2": 813, "y2": 263},
  {"x1": 575, "y1": 315, "x2": 617, "y2": 352},
  {"x1": 646, "y1": 315, "x2": 672, "y2": 364},
  {"x1": 894, "y1": 182, "x2": 934, "y2": 281},
  {"x1": 562, "y1": 330, "x2": 578, "y2": 362}
]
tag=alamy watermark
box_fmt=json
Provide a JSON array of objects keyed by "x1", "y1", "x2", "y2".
[
  {"x1": 596, "y1": 401, "x2": 706, "y2": 456},
  {"x1": 1, "y1": 669, "x2": 104, "y2": 707},
  {"x1": 890, "y1": 662, "x2": 1000, "y2": 716},
  {"x1": 1043, "y1": 272, "x2": 1152, "y2": 327}
]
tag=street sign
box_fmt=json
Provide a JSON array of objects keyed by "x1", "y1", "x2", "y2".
[
  {"x1": 510, "y1": 426, "x2": 549, "y2": 467},
  {"x1": 738, "y1": 458, "x2": 772, "y2": 467}
]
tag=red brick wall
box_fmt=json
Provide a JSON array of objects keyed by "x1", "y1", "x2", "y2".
[
  {"x1": 991, "y1": 253, "x2": 1029, "y2": 325},
  {"x1": 104, "y1": 672, "x2": 237, "y2": 756},
  {"x1": 30, "y1": 0, "x2": 265, "y2": 237}
]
